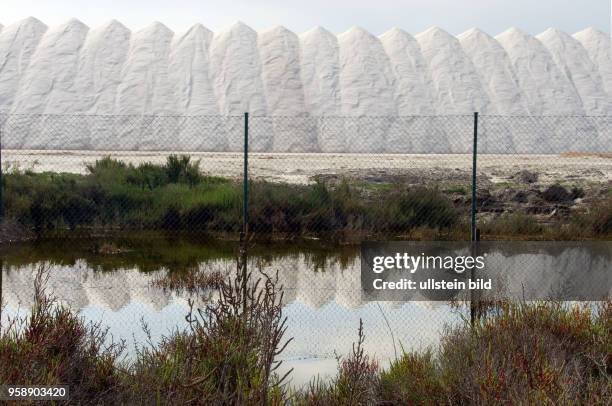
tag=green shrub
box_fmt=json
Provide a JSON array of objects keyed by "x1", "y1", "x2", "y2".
[
  {"x1": 298, "y1": 301, "x2": 611, "y2": 405},
  {"x1": 379, "y1": 350, "x2": 446, "y2": 405},
  {"x1": 126, "y1": 162, "x2": 168, "y2": 190},
  {"x1": 396, "y1": 187, "x2": 457, "y2": 229},
  {"x1": 164, "y1": 155, "x2": 202, "y2": 186},
  {"x1": 591, "y1": 199, "x2": 612, "y2": 235},
  {"x1": 445, "y1": 185, "x2": 468, "y2": 195},
  {"x1": 3, "y1": 158, "x2": 461, "y2": 239},
  {"x1": 481, "y1": 211, "x2": 544, "y2": 237},
  {"x1": 567, "y1": 198, "x2": 612, "y2": 238}
]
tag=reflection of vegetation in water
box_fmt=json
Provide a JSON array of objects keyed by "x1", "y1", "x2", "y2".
[{"x1": 0, "y1": 233, "x2": 359, "y2": 274}]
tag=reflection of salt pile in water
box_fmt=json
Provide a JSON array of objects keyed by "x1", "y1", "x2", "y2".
[
  {"x1": 2, "y1": 247, "x2": 609, "y2": 313},
  {"x1": 3, "y1": 263, "x2": 39, "y2": 309},
  {"x1": 4, "y1": 262, "x2": 89, "y2": 309},
  {"x1": 334, "y1": 260, "x2": 363, "y2": 309},
  {"x1": 0, "y1": 258, "x2": 450, "y2": 312},
  {"x1": 125, "y1": 270, "x2": 172, "y2": 311},
  {"x1": 1, "y1": 18, "x2": 610, "y2": 152},
  {"x1": 234, "y1": 255, "x2": 441, "y2": 309},
  {"x1": 248, "y1": 254, "x2": 360, "y2": 308},
  {"x1": 3, "y1": 262, "x2": 173, "y2": 311},
  {"x1": 481, "y1": 248, "x2": 611, "y2": 301},
  {"x1": 83, "y1": 267, "x2": 131, "y2": 311},
  {"x1": 1, "y1": 257, "x2": 361, "y2": 311}
]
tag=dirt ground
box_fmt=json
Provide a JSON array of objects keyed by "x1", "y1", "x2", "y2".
[{"x1": 3, "y1": 150, "x2": 612, "y2": 186}]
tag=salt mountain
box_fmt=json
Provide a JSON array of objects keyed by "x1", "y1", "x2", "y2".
[{"x1": 0, "y1": 18, "x2": 610, "y2": 152}]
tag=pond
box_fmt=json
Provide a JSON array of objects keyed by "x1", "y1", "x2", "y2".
[
  {"x1": 0, "y1": 235, "x2": 460, "y2": 387},
  {"x1": 1, "y1": 235, "x2": 609, "y2": 387}
]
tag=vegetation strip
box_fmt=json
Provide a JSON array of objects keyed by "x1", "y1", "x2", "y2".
[{"x1": 2, "y1": 155, "x2": 610, "y2": 241}]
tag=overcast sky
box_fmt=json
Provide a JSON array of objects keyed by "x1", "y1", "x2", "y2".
[{"x1": 2, "y1": 0, "x2": 610, "y2": 35}]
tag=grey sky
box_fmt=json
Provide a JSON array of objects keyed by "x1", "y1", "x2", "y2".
[{"x1": 2, "y1": 0, "x2": 610, "y2": 35}]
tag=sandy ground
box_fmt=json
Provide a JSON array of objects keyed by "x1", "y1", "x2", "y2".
[{"x1": 2, "y1": 150, "x2": 612, "y2": 185}]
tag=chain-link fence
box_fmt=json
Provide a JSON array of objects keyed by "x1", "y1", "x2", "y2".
[
  {"x1": 0, "y1": 113, "x2": 610, "y2": 376},
  {"x1": 2, "y1": 113, "x2": 609, "y2": 236},
  {"x1": 2, "y1": 113, "x2": 610, "y2": 152}
]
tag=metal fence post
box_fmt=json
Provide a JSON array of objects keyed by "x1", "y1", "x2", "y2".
[
  {"x1": 0, "y1": 119, "x2": 3, "y2": 221},
  {"x1": 0, "y1": 119, "x2": 3, "y2": 325},
  {"x1": 243, "y1": 112, "x2": 249, "y2": 238},
  {"x1": 0, "y1": 259, "x2": 3, "y2": 327},
  {"x1": 470, "y1": 112, "x2": 480, "y2": 326},
  {"x1": 241, "y1": 112, "x2": 249, "y2": 315},
  {"x1": 471, "y1": 112, "x2": 478, "y2": 242}
]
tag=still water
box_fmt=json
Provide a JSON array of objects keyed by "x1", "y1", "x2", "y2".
[
  {"x1": 2, "y1": 235, "x2": 608, "y2": 387},
  {"x1": 0, "y1": 235, "x2": 459, "y2": 386}
]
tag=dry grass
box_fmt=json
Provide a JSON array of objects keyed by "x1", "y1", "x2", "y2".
[
  {"x1": 439, "y1": 301, "x2": 611, "y2": 405},
  {"x1": 561, "y1": 152, "x2": 612, "y2": 159},
  {"x1": 127, "y1": 264, "x2": 293, "y2": 404},
  {"x1": 0, "y1": 265, "x2": 125, "y2": 405},
  {"x1": 293, "y1": 320, "x2": 379, "y2": 405},
  {"x1": 0, "y1": 262, "x2": 293, "y2": 405},
  {"x1": 297, "y1": 301, "x2": 611, "y2": 405}
]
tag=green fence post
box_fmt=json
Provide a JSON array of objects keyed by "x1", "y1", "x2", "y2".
[
  {"x1": 471, "y1": 112, "x2": 478, "y2": 242},
  {"x1": 470, "y1": 112, "x2": 480, "y2": 325},
  {"x1": 241, "y1": 112, "x2": 249, "y2": 315},
  {"x1": 0, "y1": 120, "x2": 3, "y2": 221},
  {"x1": 0, "y1": 121, "x2": 3, "y2": 324},
  {"x1": 243, "y1": 112, "x2": 249, "y2": 238}
]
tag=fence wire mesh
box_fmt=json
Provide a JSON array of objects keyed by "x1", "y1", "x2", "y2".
[{"x1": 0, "y1": 113, "x2": 610, "y2": 366}]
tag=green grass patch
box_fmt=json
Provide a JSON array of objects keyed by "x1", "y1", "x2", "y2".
[{"x1": 444, "y1": 185, "x2": 468, "y2": 195}]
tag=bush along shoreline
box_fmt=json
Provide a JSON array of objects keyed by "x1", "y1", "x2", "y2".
[
  {"x1": 2, "y1": 156, "x2": 611, "y2": 242},
  {"x1": 1, "y1": 265, "x2": 610, "y2": 405},
  {"x1": 2, "y1": 156, "x2": 460, "y2": 240}
]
